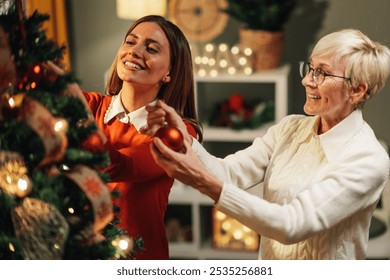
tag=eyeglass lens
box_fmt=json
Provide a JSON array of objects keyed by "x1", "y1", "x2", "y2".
[{"x1": 299, "y1": 62, "x2": 324, "y2": 85}]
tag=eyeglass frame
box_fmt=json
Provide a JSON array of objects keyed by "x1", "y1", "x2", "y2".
[{"x1": 299, "y1": 61, "x2": 351, "y2": 85}]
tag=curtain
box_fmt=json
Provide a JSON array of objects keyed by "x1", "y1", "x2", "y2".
[{"x1": 26, "y1": 0, "x2": 71, "y2": 71}]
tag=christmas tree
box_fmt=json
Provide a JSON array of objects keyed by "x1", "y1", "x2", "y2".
[{"x1": 0, "y1": 1, "x2": 142, "y2": 259}]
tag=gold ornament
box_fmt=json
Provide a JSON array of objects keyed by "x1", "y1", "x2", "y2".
[{"x1": 0, "y1": 150, "x2": 32, "y2": 198}]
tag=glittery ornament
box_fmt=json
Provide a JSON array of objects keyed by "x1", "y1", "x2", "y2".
[{"x1": 11, "y1": 197, "x2": 69, "y2": 259}]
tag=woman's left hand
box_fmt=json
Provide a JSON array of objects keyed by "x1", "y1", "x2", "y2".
[{"x1": 150, "y1": 136, "x2": 223, "y2": 202}]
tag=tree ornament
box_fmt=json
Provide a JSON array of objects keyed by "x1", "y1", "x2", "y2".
[
  {"x1": 155, "y1": 126, "x2": 184, "y2": 152},
  {"x1": 0, "y1": 150, "x2": 32, "y2": 198},
  {"x1": 11, "y1": 197, "x2": 69, "y2": 259}
]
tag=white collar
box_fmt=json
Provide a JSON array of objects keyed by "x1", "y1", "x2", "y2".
[
  {"x1": 103, "y1": 92, "x2": 157, "y2": 132},
  {"x1": 318, "y1": 110, "x2": 365, "y2": 162}
]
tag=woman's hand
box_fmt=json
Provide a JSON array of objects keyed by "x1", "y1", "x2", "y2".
[
  {"x1": 142, "y1": 100, "x2": 192, "y2": 145},
  {"x1": 150, "y1": 134, "x2": 223, "y2": 202},
  {"x1": 43, "y1": 61, "x2": 107, "y2": 145}
]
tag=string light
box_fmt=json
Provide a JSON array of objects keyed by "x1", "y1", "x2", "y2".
[
  {"x1": 193, "y1": 43, "x2": 254, "y2": 77},
  {"x1": 212, "y1": 209, "x2": 259, "y2": 251},
  {"x1": 112, "y1": 234, "x2": 134, "y2": 258}
]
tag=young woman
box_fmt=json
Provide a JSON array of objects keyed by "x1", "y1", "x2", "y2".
[{"x1": 80, "y1": 15, "x2": 202, "y2": 259}]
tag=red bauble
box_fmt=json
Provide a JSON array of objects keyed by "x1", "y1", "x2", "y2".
[{"x1": 155, "y1": 126, "x2": 184, "y2": 152}]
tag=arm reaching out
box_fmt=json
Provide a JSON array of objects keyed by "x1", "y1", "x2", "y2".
[
  {"x1": 44, "y1": 61, "x2": 107, "y2": 145},
  {"x1": 143, "y1": 100, "x2": 222, "y2": 202}
]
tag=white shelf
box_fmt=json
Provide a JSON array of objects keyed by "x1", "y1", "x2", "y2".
[
  {"x1": 202, "y1": 122, "x2": 274, "y2": 142},
  {"x1": 167, "y1": 65, "x2": 290, "y2": 259}
]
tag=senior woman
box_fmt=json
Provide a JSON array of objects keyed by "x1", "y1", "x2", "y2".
[{"x1": 144, "y1": 29, "x2": 390, "y2": 260}]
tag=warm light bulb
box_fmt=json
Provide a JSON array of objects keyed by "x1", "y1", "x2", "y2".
[
  {"x1": 208, "y1": 58, "x2": 216, "y2": 66},
  {"x1": 198, "y1": 69, "x2": 206, "y2": 77},
  {"x1": 245, "y1": 236, "x2": 256, "y2": 247},
  {"x1": 8, "y1": 243, "x2": 15, "y2": 252},
  {"x1": 210, "y1": 69, "x2": 218, "y2": 77},
  {"x1": 201, "y1": 56, "x2": 209, "y2": 65},
  {"x1": 205, "y1": 43, "x2": 214, "y2": 52},
  {"x1": 233, "y1": 229, "x2": 243, "y2": 240},
  {"x1": 228, "y1": 67, "x2": 236, "y2": 75},
  {"x1": 194, "y1": 56, "x2": 202, "y2": 65},
  {"x1": 244, "y1": 47, "x2": 253, "y2": 56},
  {"x1": 16, "y1": 176, "x2": 32, "y2": 197},
  {"x1": 219, "y1": 43, "x2": 228, "y2": 52},
  {"x1": 54, "y1": 118, "x2": 68, "y2": 133},
  {"x1": 231, "y1": 46, "x2": 239, "y2": 55},
  {"x1": 244, "y1": 67, "x2": 253, "y2": 75},
  {"x1": 219, "y1": 60, "x2": 228, "y2": 68},
  {"x1": 239, "y1": 57, "x2": 247, "y2": 65},
  {"x1": 222, "y1": 220, "x2": 231, "y2": 231},
  {"x1": 112, "y1": 234, "x2": 134, "y2": 255},
  {"x1": 8, "y1": 97, "x2": 15, "y2": 108},
  {"x1": 62, "y1": 164, "x2": 70, "y2": 171},
  {"x1": 216, "y1": 211, "x2": 226, "y2": 220}
]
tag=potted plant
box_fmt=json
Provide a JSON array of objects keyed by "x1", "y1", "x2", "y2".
[{"x1": 222, "y1": 0, "x2": 297, "y2": 71}]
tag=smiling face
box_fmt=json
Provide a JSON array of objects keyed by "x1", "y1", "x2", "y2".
[
  {"x1": 301, "y1": 55, "x2": 356, "y2": 132},
  {"x1": 116, "y1": 22, "x2": 171, "y2": 93},
  {"x1": 0, "y1": 26, "x2": 16, "y2": 93}
]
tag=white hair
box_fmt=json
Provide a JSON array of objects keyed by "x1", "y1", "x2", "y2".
[{"x1": 311, "y1": 29, "x2": 390, "y2": 109}]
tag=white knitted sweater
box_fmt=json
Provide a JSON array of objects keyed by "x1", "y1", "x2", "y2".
[{"x1": 193, "y1": 110, "x2": 389, "y2": 259}]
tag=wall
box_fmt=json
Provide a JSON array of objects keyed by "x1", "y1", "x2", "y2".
[{"x1": 67, "y1": 0, "x2": 390, "y2": 146}]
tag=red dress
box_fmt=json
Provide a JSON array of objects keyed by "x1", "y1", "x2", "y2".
[{"x1": 83, "y1": 91, "x2": 196, "y2": 259}]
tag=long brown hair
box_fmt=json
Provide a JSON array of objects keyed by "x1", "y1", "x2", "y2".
[{"x1": 105, "y1": 15, "x2": 202, "y2": 142}]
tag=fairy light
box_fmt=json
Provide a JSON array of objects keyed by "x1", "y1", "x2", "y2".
[
  {"x1": 8, "y1": 96, "x2": 15, "y2": 108},
  {"x1": 231, "y1": 46, "x2": 240, "y2": 55},
  {"x1": 61, "y1": 164, "x2": 70, "y2": 171},
  {"x1": 8, "y1": 243, "x2": 15, "y2": 252},
  {"x1": 208, "y1": 58, "x2": 216, "y2": 67},
  {"x1": 222, "y1": 220, "x2": 232, "y2": 231},
  {"x1": 198, "y1": 69, "x2": 207, "y2": 77},
  {"x1": 201, "y1": 56, "x2": 209, "y2": 65},
  {"x1": 210, "y1": 69, "x2": 218, "y2": 77},
  {"x1": 33, "y1": 64, "x2": 41, "y2": 74},
  {"x1": 239, "y1": 57, "x2": 247, "y2": 66},
  {"x1": 195, "y1": 43, "x2": 254, "y2": 77},
  {"x1": 244, "y1": 47, "x2": 253, "y2": 56},
  {"x1": 205, "y1": 43, "x2": 214, "y2": 52},
  {"x1": 233, "y1": 229, "x2": 243, "y2": 240},
  {"x1": 227, "y1": 67, "x2": 236, "y2": 75},
  {"x1": 244, "y1": 67, "x2": 253, "y2": 75},
  {"x1": 112, "y1": 234, "x2": 134, "y2": 258},
  {"x1": 219, "y1": 59, "x2": 228, "y2": 68},
  {"x1": 216, "y1": 211, "x2": 226, "y2": 220},
  {"x1": 54, "y1": 118, "x2": 68, "y2": 133},
  {"x1": 218, "y1": 43, "x2": 228, "y2": 52},
  {"x1": 15, "y1": 176, "x2": 32, "y2": 197},
  {"x1": 213, "y1": 209, "x2": 259, "y2": 251},
  {"x1": 194, "y1": 56, "x2": 202, "y2": 65}
]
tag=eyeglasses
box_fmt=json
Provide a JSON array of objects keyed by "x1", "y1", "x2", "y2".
[{"x1": 299, "y1": 61, "x2": 351, "y2": 86}]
